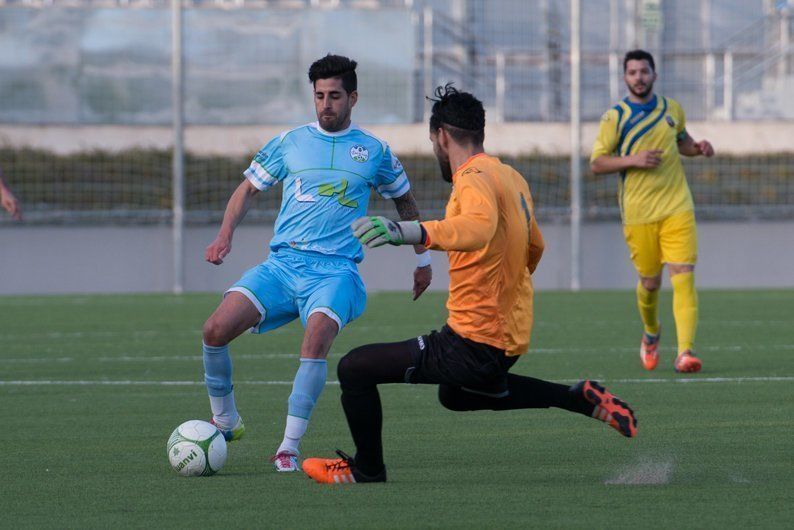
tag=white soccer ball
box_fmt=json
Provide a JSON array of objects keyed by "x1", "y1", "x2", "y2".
[{"x1": 167, "y1": 420, "x2": 227, "y2": 476}]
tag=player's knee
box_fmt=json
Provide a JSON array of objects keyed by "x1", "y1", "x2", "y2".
[
  {"x1": 641, "y1": 276, "x2": 661, "y2": 292},
  {"x1": 438, "y1": 385, "x2": 469, "y2": 411},
  {"x1": 337, "y1": 347, "x2": 369, "y2": 388},
  {"x1": 202, "y1": 317, "x2": 228, "y2": 346}
]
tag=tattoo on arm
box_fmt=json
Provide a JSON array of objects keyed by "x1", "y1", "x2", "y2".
[
  {"x1": 393, "y1": 191, "x2": 421, "y2": 221},
  {"x1": 392, "y1": 191, "x2": 426, "y2": 255}
]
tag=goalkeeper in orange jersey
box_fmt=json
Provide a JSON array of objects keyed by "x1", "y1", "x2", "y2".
[
  {"x1": 590, "y1": 50, "x2": 714, "y2": 373},
  {"x1": 301, "y1": 84, "x2": 637, "y2": 485}
]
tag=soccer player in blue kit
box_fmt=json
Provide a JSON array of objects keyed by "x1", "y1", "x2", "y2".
[{"x1": 201, "y1": 55, "x2": 432, "y2": 472}]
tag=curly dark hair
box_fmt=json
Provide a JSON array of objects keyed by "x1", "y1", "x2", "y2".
[
  {"x1": 428, "y1": 83, "x2": 485, "y2": 145},
  {"x1": 308, "y1": 54, "x2": 358, "y2": 93},
  {"x1": 623, "y1": 49, "x2": 655, "y2": 72}
]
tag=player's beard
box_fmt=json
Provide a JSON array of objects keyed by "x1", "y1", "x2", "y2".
[
  {"x1": 436, "y1": 154, "x2": 454, "y2": 183},
  {"x1": 628, "y1": 80, "x2": 654, "y2": 99},
  {"x1": 319, "y1": 106, "x2": 351, "y2": 132}
]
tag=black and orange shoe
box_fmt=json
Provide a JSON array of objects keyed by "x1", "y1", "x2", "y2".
[
  {"x1": 302, "y1": 450, "x2": 387, "y2": 484},
  {"x1": 674, "y1": 350, "x2": 702, "y2": 373},
  {"x1": 574, "y1": 380, "x2": 638, "y2": 438}
]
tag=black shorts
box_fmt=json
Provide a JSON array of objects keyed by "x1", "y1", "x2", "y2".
[{"x1": 405, "y1": 325, "x2": 517, "y2": 397}]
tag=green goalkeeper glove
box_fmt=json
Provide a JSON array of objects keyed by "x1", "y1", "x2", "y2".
[{"x1": 351, "y1": 216, "x2": 424, "y2": 248}]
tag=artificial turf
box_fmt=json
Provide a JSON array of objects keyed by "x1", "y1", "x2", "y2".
[{"x1": 2, "y1": 290, "x2": 792, "y2": 528}]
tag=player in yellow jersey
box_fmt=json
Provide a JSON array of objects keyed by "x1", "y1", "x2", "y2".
[
  {"x1": 301, "y1": 84, "x2": 637, "y2": 485},
  {"x1": 591, "y1": 50, "x2": 714, "y2": 373}
]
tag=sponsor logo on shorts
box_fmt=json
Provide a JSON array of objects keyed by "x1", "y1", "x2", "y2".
[{"x1": 417, "y1": 336, "x2": 426, "y2": 350}]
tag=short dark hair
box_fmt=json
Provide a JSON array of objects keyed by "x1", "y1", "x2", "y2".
[
  {"x1": 428, "y1": 83, "x2": 485, "y2": 145},
  {"x1": 623, "y1": 49, "x2": 655, "y2": 72},
  {"x1": 308, "y1": 54, "x2": 357, "y2": 93}
]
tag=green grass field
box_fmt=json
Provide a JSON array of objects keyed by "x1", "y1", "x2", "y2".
[{"x1": 2, "y1": 290, "x2": 793, "y2": 528}]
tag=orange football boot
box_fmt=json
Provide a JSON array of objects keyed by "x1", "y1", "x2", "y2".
[
  {"x1": 302, "y1": 450, "x2": 386, "y2": 484},
  {"x1": 577, "y1": 380, "x2": 638, "y2": 438},
  {"x1": 640, "y1": 328, "x2": 661, "y2": 371},
  {"x1": 674, "y1": 350, "x2": 702, "y2": 373}
]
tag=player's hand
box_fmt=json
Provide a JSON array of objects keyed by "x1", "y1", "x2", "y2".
[
  {"x1": 412, "y1": 264, "x2": 432, "y2": 300},
  {"x1": 205, "y1": 233, "x2": 232, "y2": 265},
  {"x1": 695, "y1": 140, "x2": 714, "y2": 157},
  {"x1": 0, "y1": 188, "x2": 22, "y2": 220},
  {"x1": 351, "y1": 216, "x2": 423, "y2": 248},
  {"x1": 632, "y1": 150, "x2": 664, "y2": 169}
]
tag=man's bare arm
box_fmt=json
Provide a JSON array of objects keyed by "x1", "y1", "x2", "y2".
[
  {"x1": 392, "y1": 190, "x2": 432, "y2": 300},
  {"x1": 205, "y1": 179, "x2": 260, "y2": 265},
  {"x1": 392, "y1": 191, "x2": 427, "y2": 255},
  {"x1": 677, "y1": 130, "x2": 715, "y2": 157},
  {"x1": 590, "y1": 151, "x2": 664, "y2": 174}
]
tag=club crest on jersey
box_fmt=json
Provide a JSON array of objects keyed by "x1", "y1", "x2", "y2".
[
  {"x1": 666, "y1": 115, "x2": 675, "y2": 127},
  {"x1": 350, "y1": 145, "x2": 369, "y2": 163}
]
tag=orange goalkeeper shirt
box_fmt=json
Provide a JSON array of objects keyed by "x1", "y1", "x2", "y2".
[{"x1": 421, "y1": 153, "x2": 544, "y2": 356}]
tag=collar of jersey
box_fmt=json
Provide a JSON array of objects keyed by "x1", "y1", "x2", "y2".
[
  {"x1": 311, "y1": 121, "x2": 358, "y2": 137},
  {"x1": 623, "y1": 94, "x2": 658, "y2": 113},
  {"x1": 453, "y1": 152, "x2": 490, "y2": 181}
]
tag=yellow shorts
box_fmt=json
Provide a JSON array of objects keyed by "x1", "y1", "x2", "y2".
[{"x1": 622, "y1": 210, "x2": 698, "y2": 278}]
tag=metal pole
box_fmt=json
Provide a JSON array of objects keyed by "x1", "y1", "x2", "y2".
[
  {"x1": 705, "y1": 53, "x2": 715, "y2": 119},
  {"x1": 609, "y1": 0, "x2": 620, "y2": 102},
  {"x1": 495, "y1": 51, "x2": 506, "y2": 123},
  {"x1": 723, "y1": 51, "x2": 733, "y2": 120},
  {"x1": 570, "y1": 0, "x2": 582, "y2": 292},
  {"x1": 171, "y1": 0, "x2": 185, "y2": 295},
  {"x1": 423, "y1": 6, "x2": 434, "y2": 123},
  {"x1": 780, "y1": 7, "x2": 790, "y2": 78}
]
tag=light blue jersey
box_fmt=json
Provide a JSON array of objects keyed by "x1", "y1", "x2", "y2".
[{"x1": 244, "y1": 121, "x2": 410, "y2": 263}]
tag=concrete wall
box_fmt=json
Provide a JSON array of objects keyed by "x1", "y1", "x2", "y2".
[
  {"x1": 2, "y1": 121, "x2": 793, "y2": 156},
  {"x1": 1, "y1": 221, "x2": 791, "y2": 295}
]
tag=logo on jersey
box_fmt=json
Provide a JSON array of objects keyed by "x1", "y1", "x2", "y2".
[
  {"x1": 318, "y1": 179, "x2": 358, "y2": 208},
  {"x1": 391, "y1": 155, "x2": 403, "y2": 172},
  {"x1": 666, "y1": 115, "x2": 675, "y2": 128},
  {"x1": 350, "y1": 145, "x2": 369, "y2": 163},
  {"x1": 628, "y1": 111, "x2": 646, "y2": 125},
  {"x1": 253, "y1": 151, "x2": 269, "y2": 165}
]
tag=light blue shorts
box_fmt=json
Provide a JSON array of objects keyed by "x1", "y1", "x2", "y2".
[{"x1": 226, "y1": 248, "x2": 366, "y2": 333}]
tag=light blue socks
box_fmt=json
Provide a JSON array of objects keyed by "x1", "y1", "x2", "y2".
[
  {"x1": 279, "y1": 358, "x2": 327, "y2": 454},
  {"x1": 203, "y1": 342, "x2": 238, "y2": 427}
]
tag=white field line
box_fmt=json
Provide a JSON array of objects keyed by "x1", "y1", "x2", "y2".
[
  {"x1": 0, "y1": 320, "x2": 790, "y2": 341},
  {"x1": 1, "y1": 376, "x2": 793, "y2": 387},
  {"x1": 2, "y1": 343, "x2": 794, "y2": 365}
]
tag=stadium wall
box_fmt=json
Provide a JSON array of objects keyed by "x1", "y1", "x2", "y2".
[
  {"x1": 2, "y1": 122, "x2": 794, "y2": 155},
  {"x1": 1, "y1": 222, "x2": 792, "y2": 295}
]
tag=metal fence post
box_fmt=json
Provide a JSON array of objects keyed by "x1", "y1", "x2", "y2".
[
  {"x1": 724, "y1": 51, "x2": 734, "y2": 120},
  {"x1": 570, "y1": 0, "x2": 582, "y2": 292},
  {"x1": 423, "y1": 6, "x2": 434, "y2": 123},
  {"x1": 171, "y1": 0, "x2": 185, "y2": 295},
  {"x1": 495, "y1": 51, "x2": 506, "y2": 123}
]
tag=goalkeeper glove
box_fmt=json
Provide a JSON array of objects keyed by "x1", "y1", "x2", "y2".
[{"x1": 351, "y1": 216, "x2": 424, "y2": 248}]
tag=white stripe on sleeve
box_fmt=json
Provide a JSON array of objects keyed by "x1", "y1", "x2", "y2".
[{"x1": 243, "y1": 160, "x2": 278, "y2": 190}]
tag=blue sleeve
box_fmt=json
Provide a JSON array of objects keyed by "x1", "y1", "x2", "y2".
[
  {"x1": 243, "y1": 135, "x2": 289, "y2": 190},
  {"x1": 372, "y1": 144, "x2": 411, "y2": 199}
]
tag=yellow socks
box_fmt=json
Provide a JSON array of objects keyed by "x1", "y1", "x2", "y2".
[
  {"x1": 636, "y1": 281, "x2": 660, "y2": 336},
  {"x1": 671, "y1": 272, "x2": 698, "y2": 353}
]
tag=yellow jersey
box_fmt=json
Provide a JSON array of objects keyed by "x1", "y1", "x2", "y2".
[
  {"x1": 421, "y1": 153, "x2": 544, "y2": 356},
  {"x1": 590, "y1": 95, "x2": 694, "y2": 225}
]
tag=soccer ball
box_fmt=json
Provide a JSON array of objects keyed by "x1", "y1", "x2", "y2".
[{"x1": 167, "y1": 420, "x2": 227, "y2": 477}]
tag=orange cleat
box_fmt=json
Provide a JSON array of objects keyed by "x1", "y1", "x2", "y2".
[
  {"x1": 302, "y1": 450, "x2": 386, "y2": 484},
  {"x1": 640, "y1": 328, "x2": 661, "y2": 371},
  {"x1": 577, "y1": 380, "x2": 638, "y2": 438},
  {"x1": 674, "y1": 350, "x2": 702, "y2": 373}
]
